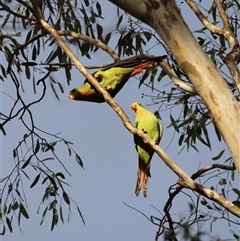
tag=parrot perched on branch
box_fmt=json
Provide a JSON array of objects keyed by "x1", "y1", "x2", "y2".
[
  {"x1": 68, "y1": 56, "x2": 165, "y2": 103},
  {"x1": 131, "y1": 102, "x2": 163, "y2": 197}
]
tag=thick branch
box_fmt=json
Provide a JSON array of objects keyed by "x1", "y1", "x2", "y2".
[
  {"x1": 33, "y1": 1, "x2": 240, "y2": 217},
  {"x1": 185, "y1": 0, "x2": 240, "y2": 92},
  {"x1": 108, "y1": 0, "x2": 240, "y2": 174}
]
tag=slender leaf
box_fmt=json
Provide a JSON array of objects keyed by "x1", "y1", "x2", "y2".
[
  {"x1": 25, "y1": 66, "x2": 31, "y2": 79},
  {"x1": 30, "y1": 173, "x2": 41, "y2": 188},
  {"x1": 76, "y1": 154, "x2": 84, "y2": 167},
  {"x1": 210, "y1": 217, "x2": 217, "y2": 232},
  {"x1": 222, "y1": 188, "x2": 226, "y2": 198},
  {"x1": 212, "y1": 150, "x2": 225, "y2": 160},
  {"x1": 46, "y1": 47, "x2": 62, "y2": 63},
  {"x1": 104, "y1": 32, "x2": 111, "y2": 45},
  {"x1": 138, "y1": 67, "x2": 151, "y2": 88},
  {"x1": 83, "y1": 0, "x2": 89, "y2": 6},
  {"x1": 178, "y1": 134, "x2": 184, "y2": 146},
  {"x1": 20, "y1": 203, "x2": 29, "y2": 219},
  {"x1": 34, "y1": 139, "x2": 40, "y2": 154},
  {"x1": 116, "y1": 14, "x2": 123, "y2": 28},
  {"x1": 59, "y1": 205, "x2": 64, "y2": 224},
  {"x1": 6, "y1": 217, "x2": 12, "y2": 233},
  {"x1": 0, "y1": 124, "x2": 6, "y2": 135},
  {"x1": 49, "y1": 200, "x2": 57, "y2": 210},
  {"x1": 55, "y1": 172, "x2": 65, "y2": 179},
  {"x1": 50, "y1": 82, "x2": 59, "y2": 100},
  {"x1": 219, "y1": 178, "x2": 226, "y2": 185},
  {"x1": 11, "y1": 202, "x2": 18, "y2": 211},
  {"x1": 97, "y1": 24, "x2": 103, "y2": 38},
  {"x1": 2, "y1": 13, "x2": 10, "y2": 28},
  {"x1": 77, "y1": 206, "x2": 85, "y2": 225},
  {"x1": 232, "y1": 201, "x2": 240, "y2": 208},
  {"x1": 170, "y1": 114, "x2": 179, "y2": 133},
  {"x1": 21, "y1": 155, "x2": 32, "y2": 169},
  {"x1": 232, "y1": 188, "x2": 240, "y2": 198},
  {"x1": 13, "y1": 149, "x2": 16, "y2": 158},
  {"x1": 214, "y1": 124, "x2": 222, "y2": 141},
  {"x1": 53, "y1": 208, "x2": 58, "y2": 225},
  {"x1": 21, "y1": 62, "x2": 37, "y2": 66},
  {"x1": 25, "y1": 29, "x2": 32, "y2": 42},
  {"x1": 62, "y1": 191, "x2": 70, "y2": 205},
  {"x1": 40, "y1": 206, "x2": 48, "y2": 225},
  {"x1": 96, "y1": 2, "x2": 102, "y2": 17},
  {"x1": 201, "y1": 198, "x2": 207, "y2": 205},
  {"x1": 0, "y1": 225, "x2": 5, "y2": 235},
  {"x1": 58, "y1": 82, "x2": 64, "y2": 93}
]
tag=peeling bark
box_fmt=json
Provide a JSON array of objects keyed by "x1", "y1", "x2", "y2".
[{"x1": 109, "y1": 0, "x2": 240, "y2": 174}]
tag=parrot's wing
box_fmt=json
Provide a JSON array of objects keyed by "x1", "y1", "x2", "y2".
[
  {"x1": 154, "y1": 111, "x2": 163, "y2": 143},
  {"x1": 68, "y1": 56, "x2": 166, "y2": 103},
  {"x1": 133, "y1": 117, "x2": 139, "y2": 149},
  {"x1": 94, "y1": 67, "x2": 134, "y2": 92},
  {"x1": 83, "y1": 70, "x2": 98, "y2": 84},
  {"x1": 68, "y1": 67, "x2": 134, "y2": 103}
]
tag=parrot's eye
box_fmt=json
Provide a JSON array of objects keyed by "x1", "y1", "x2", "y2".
[
  {"x1": 142, "y1": 129, "x2": 148, "y2": 134},
  {"x1": 95, "y1": 74, "x2": 103, "y2": 82},
  {"x1": 89, "y1": 74, "x2": 103, "y2": 89}
]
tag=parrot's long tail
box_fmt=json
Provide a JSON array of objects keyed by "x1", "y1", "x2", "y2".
[
  {"x1": 135, "y1": 163, "x2": 151, "y2": 198},
  {"x1": 131, "y1": 57, "x2": 160, "y2": 76}
]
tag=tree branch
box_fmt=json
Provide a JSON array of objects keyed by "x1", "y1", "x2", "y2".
[
  {"x1": 108, "y1": 0, "x2": 240, "y2": 174},
  {"x1": 214, "y1": 0, "x2": 240, "y2": 92},
  {"x1": 185, "y1": 0, "x2": 240, "y2": 92},
  {"x1": 57, "y1": 30, "x2": 120, "y2": 62},
  {"x1": 191, "y1": 163, "x2": 235, "y2": 179},
  {"x1": 158, "y1": 60, "x2": 196, "y2": 94},
  {"x1": 32, "y1": 0, "x2": 240, "y2": 218},
  {"x1": 0, "y1": 1, "x2": 35, "y2": 21},
  {"x1": 185, "y1": 0, "x2": 238, "y2": 48}
]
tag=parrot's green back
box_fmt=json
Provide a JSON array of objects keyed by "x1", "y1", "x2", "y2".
[
  {"x1": 68, "y1": 67, "x2": 135, "y2": 103},
  {"x1": 131, "y1": 102, "x2": 163, "y2": 197}
]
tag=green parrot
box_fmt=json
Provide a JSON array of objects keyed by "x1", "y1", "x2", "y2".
[
  {"x1": 131, "y1": 102, "x2": 163, "y2": 197},
  {"x1": 68, "y1": 56, "x2": 164, "y2": 103}
]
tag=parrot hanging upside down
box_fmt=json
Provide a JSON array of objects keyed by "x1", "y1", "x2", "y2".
[
  {"x1": 68, "y1": 56, "x2": 164, "y2": 103},
  {"x1": 131, "y1": 102, "x2": 163, "y2": 197}
]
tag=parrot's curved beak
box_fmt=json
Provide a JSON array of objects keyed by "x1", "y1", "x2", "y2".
[
  {"x1": 131, "y1": 102, "x2": 138, "y2": 112},
  {"x1": 68, "y1": 87, "x2": 87, "y2": 101},
  {"x1": 68, "y1": 92, "x2": 75, "y2": 100}
]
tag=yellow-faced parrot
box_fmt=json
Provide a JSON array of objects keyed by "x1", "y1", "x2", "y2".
[{"x1": 131, "y1": 102, "x2": 163, "y2": 197}]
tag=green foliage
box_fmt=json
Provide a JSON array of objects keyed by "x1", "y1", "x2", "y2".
[
  {"x1": 0, "y1": 0, "x2": 239, "y2": 239},
  {"x1": 0, "y1": 133, "x2": 84, "y2": 233}
]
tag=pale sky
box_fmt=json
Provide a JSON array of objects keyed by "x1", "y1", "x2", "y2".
[{"x1": 1, "y1": 1, "x2": 239, "y2": 240}]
